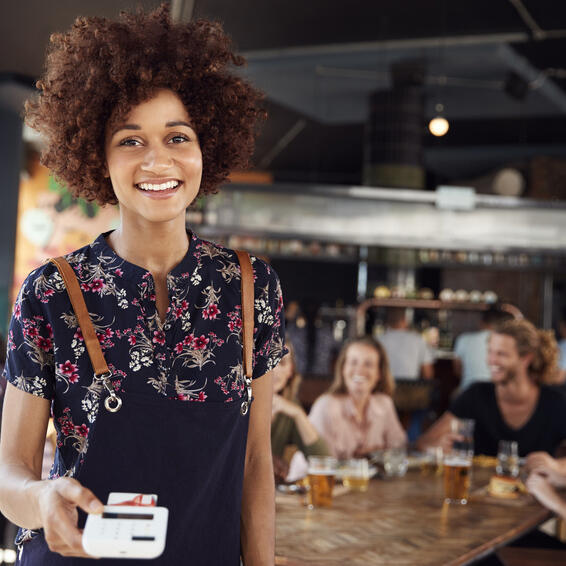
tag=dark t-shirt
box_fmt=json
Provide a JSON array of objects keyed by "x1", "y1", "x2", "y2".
[{"x1": 450, "y1": 382, "x2": 566, "y2": 457}]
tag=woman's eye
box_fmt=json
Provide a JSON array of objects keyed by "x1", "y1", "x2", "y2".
[
  {"x1": 119, "y1": 138, "x2": 141, "y2": 147},
  {"x1": 169, "y1": 135, "x2": 189, "y2": 144}
]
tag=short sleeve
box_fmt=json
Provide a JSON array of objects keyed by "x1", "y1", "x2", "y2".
[
  {"x1": 449, "y1": 384, "x2": 477, "y2": 419},
  {"x1": 308, "y1": 395, "x2": 331, "y2": 439},
  {"x1": 3, "y1": 272, "x2": 56, "y2": 400},
  {"x1": 454, "y1": 335, "x2": 464, "y2": 360},
  {"x1": 250, "y1": 258, "x2": 287, "y2": 379}
]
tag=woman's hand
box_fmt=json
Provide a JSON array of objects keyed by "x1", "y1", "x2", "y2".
[
  {"x1": 37, "y1": 477, "x2": 104, "y2": 558},
  {"x1": 526, "y1": 452, "x2": 566, "y2": 486},
  {"x1": 526, "y1": 471, "x2": 566, "y2": 518},
  {"x1": 272, "y1": 395, "x2": 299, "y2": 419}
]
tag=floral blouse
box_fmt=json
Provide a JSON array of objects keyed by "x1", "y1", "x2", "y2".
[{"x1": 4, "y1": 231, "x2": 286, "y2": 480}]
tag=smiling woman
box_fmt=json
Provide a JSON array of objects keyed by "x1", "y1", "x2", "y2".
[
  {"x1": 308, "y1": 337, "x2": 407, "y2": 459},
  {"x1": 0, "y1": 5, "x2": 284, "y2": 566}
]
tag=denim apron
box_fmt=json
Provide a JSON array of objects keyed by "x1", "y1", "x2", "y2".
[{"x1": 17, "y1": 386, "x2": 251, "y2": 565}]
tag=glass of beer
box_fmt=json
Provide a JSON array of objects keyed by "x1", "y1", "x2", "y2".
[
  {"x1": 306, "y1": 456, "x2": 337, "y2": 508},
  {"x1": 450, "y1": 418, "x2": 475, "y2": 458},
  {"x1": 421, "y1": 446, "x2": 443, "y2": 476},
  {"x1": 496, "y1": 440, "x2": 519, "y2": 478},
  {"x1": 342, "y1": 458, "x2": 370, "y2": 492},
  {"x1": 443, "y1": 453, "x2": 472, "y2": 504}
]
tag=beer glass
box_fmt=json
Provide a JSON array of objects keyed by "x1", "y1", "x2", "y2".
[
  {"x1": 383, "y1": 447, "x2": 408, "y2": 478},
  {"x1": 443, "y1": 453, "x2": 472, "y2": 504},
  {"x1": 306, "y1": 456, "x2": 337, "y2": 508},
  {"x1": 342, "y1": 458, "x2": 370, "y2": 492},
  {"x1": 421, "y1": 446, "x2": 443, "y2": 476},
  {"x1": 496, "y1": 440, "x2": 519, "y2": 478},
  {"x1": 450, "y1": 418, "x2": 475, "y2": 457}
]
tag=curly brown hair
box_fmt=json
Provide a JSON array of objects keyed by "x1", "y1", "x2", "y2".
[
  {"x1": 494, "y1": 319, "x2": 560, "y2": 385},
  {"x1": 25, "y1": 4, "x2": 265, "y2": 205}
]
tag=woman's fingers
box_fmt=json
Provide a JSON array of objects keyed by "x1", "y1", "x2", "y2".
[
  {"x1": 54, "y1": 478, "x2": 104, "y2": 515},
  {"x1": 39, "y1": 478, "x2": 103, "y2": 557}
]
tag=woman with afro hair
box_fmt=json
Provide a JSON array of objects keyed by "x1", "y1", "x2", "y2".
[{"x1": 0, "y1": 5, "x2": 286, "y2": 565}]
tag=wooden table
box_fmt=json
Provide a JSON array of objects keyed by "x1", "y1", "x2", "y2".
[{"x1": 275, "y1": 467, "x2": 551, "y2": 566}]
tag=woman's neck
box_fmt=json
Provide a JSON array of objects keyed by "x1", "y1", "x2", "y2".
[
  {"x1": 351, "y1": 395, "x2": 370, "y2": 423},
  {"x1": 108, "y1": 216, "x2": 189, "y2": 277}
]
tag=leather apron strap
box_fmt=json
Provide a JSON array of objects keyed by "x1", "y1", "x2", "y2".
[
  {"x1": 235, "y1": 250, "x2": 254, "y2": 379},
  {"x1": 49, "y1": 249, "x2": 255, "y2": 409},
  {"x1": 48, "y1": 257, "x2": 110, "y2": 377}
]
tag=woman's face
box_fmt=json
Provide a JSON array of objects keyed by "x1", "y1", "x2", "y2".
[
  {"x1": 342, "y1": 343, "x2": 381, "y2": 401},
  {"x1": 105, "y1": 89, "x2": 203, "y2": 226},
  {"x1": 272, "y1": 353, "x2": 294, "y2": 394}
]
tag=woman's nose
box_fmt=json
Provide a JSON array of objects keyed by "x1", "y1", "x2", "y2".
[{"x1": 141, "y1": 146, "x2": 173, "y2": 171}]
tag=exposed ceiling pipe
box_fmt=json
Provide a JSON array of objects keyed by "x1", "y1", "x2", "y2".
[
  {"x1": 315, "y1": 65, "x2": 504, "y2": 91},
  {"x1": 243, "y1": 33, "x2": 531, "y2": 62},
  {"x1": 170, "y1": 0, "x2": 195, "y2": 22}
]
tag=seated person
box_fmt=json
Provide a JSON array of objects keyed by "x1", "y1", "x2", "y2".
[
  {"x1": 271, "y1": 344, "x2": 328, "y2": 481},
  {"x1": 453, "y1": 307, "x2": 513, "y2": 392},
  {"x1": 417, "y1": 319, "x2": 566, "y2": 457},
  {"x1": 309, "y1": 336, "x2": 406, "y2": 459}
]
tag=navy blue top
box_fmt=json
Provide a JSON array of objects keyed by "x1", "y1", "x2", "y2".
[
  {"x1": 451, "y1": 382, "x2": 566, "y2": 457},
  {"x1": 4, "y1": 231, "x2": 286, "y2": 480}
]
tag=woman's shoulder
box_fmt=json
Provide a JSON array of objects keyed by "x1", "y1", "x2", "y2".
[
  {"x1": 193, "y1": 235, "x2": 280, "y2": 288},
  {"x1": 370, "y1": 392, "x2": 395, "y2": 407}
]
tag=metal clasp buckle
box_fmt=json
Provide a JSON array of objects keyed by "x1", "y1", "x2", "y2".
[
  {"x1": 97, "y1": 371, "x2": 123, "y2": 413},
  {"x1": 240, "y1": 376, "x2": 253, "y2": 416}
]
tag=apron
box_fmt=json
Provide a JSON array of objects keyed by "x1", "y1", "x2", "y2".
[{"x1": 17, "y1": 386, "x2": 251, "y2": 565}]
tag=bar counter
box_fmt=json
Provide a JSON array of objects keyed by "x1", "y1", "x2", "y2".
[{"x1": 275, "y1": 466, "x2": 551, "y2": 566}]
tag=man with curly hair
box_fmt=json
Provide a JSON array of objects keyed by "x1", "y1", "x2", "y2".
[{"x1": 0, "y1": 5, "x2": 285, "y2": 565}]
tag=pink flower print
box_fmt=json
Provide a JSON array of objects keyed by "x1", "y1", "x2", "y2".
[
  {"x1": 197, "y1": 391, "x2": 207, "y2": 402},
  {"x1": 183, "y1": 334, "x2": 195, "y2": 346},
  {"x1": 177, "y1": 393, "x2": 188, "y2": 401},
  {"x1": 13, "y1": 302, "x2": 21, "y2": 319},
  {"x1": 37, "y1": 336, "x2": 53, "y2": 352},
  {"x1": 80, "y1": 283, "x2": 91, "y2": 292},
  {"x1": 91, "y1": 278, "x2": 104, "y2": 292},
  {"x1": 44, "y1": 289, "x2": 54, "y2": 297},
  {"x1": 174, "y1": 342, "x2": 184, "y2": 354},
  {"x1": 194, "y1": 335, "x2": 209, "y2": 350},
  {"x1": 25, "y1": 325, "x2": 39, "y2": 339},
  {"x1": 74, "y1": 328, "x2": 84, "y2": 341},
  {"x1": 203, "y1": 304, "x2": 220, "y2": 320},
  {"x1": 153, "y1": 330, "x2": 165, "y2": 345},
  {"x1": 149, "y1": 294, "x2": 156, "y2": 302},
  {"x1": 75, "y1": 424, "x2": 89, "y2": 438},
  {"x1": 114, "y1": 268, "x2": 123, "y2": 277},
  {"x1": 46, "y1": 323, "x2": 54, "y2": 338},
  {"x1": 59, "y1": 360, "x2": 80, "y2": 385},
  {"x1": 128, "y1": 335, "x2": 137, "y2": 346},
  {"x1": 104, "y1": 328, "x2": 114, "y2": 339}
]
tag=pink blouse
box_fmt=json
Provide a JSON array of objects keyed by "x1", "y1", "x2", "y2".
[{"x1": 308, "y1": 393, "x2": 407, "y2": 459}]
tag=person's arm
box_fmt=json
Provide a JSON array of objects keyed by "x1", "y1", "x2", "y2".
[
  {"x1": 421, "y1": 363, "x2": 434, "y2": 381},
  {"x1": 415, "y1": 411, "x2": 459, "y2": 452},
  {"x1": 420, "y1": 337, "x2": 434, "y2": 380},
  {"x1": 527, "y1": 471, "x2": 566, "y2": 518},
  {"x1": 0, "y1": 384, "x2": 103, "y2": 557},
  {"x1": 272, "y1": 395, "x2": 320, "y2": 447},
  {"x1": 526, "y1": 453, "x2": 566, "y2": 486},
  {"x1": 241, "y1": 372, "x2": 275, "y2": 566}
]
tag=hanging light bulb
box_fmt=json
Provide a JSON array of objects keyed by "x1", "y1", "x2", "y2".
[{"x1": 429, "y1": 103, "x2": 450, "y2": 137}]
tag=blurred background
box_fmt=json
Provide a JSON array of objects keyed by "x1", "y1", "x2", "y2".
[{"x1": 2, "y1": 0, "x2": 566, "y2": 402}]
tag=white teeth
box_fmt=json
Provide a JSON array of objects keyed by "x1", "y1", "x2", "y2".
[
  {"x1": 138, "y1": 181, "x2": 180, "y2": 191},
  {"x1": 352, "y1": 375, "x2": 367, "y2": 383}
]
